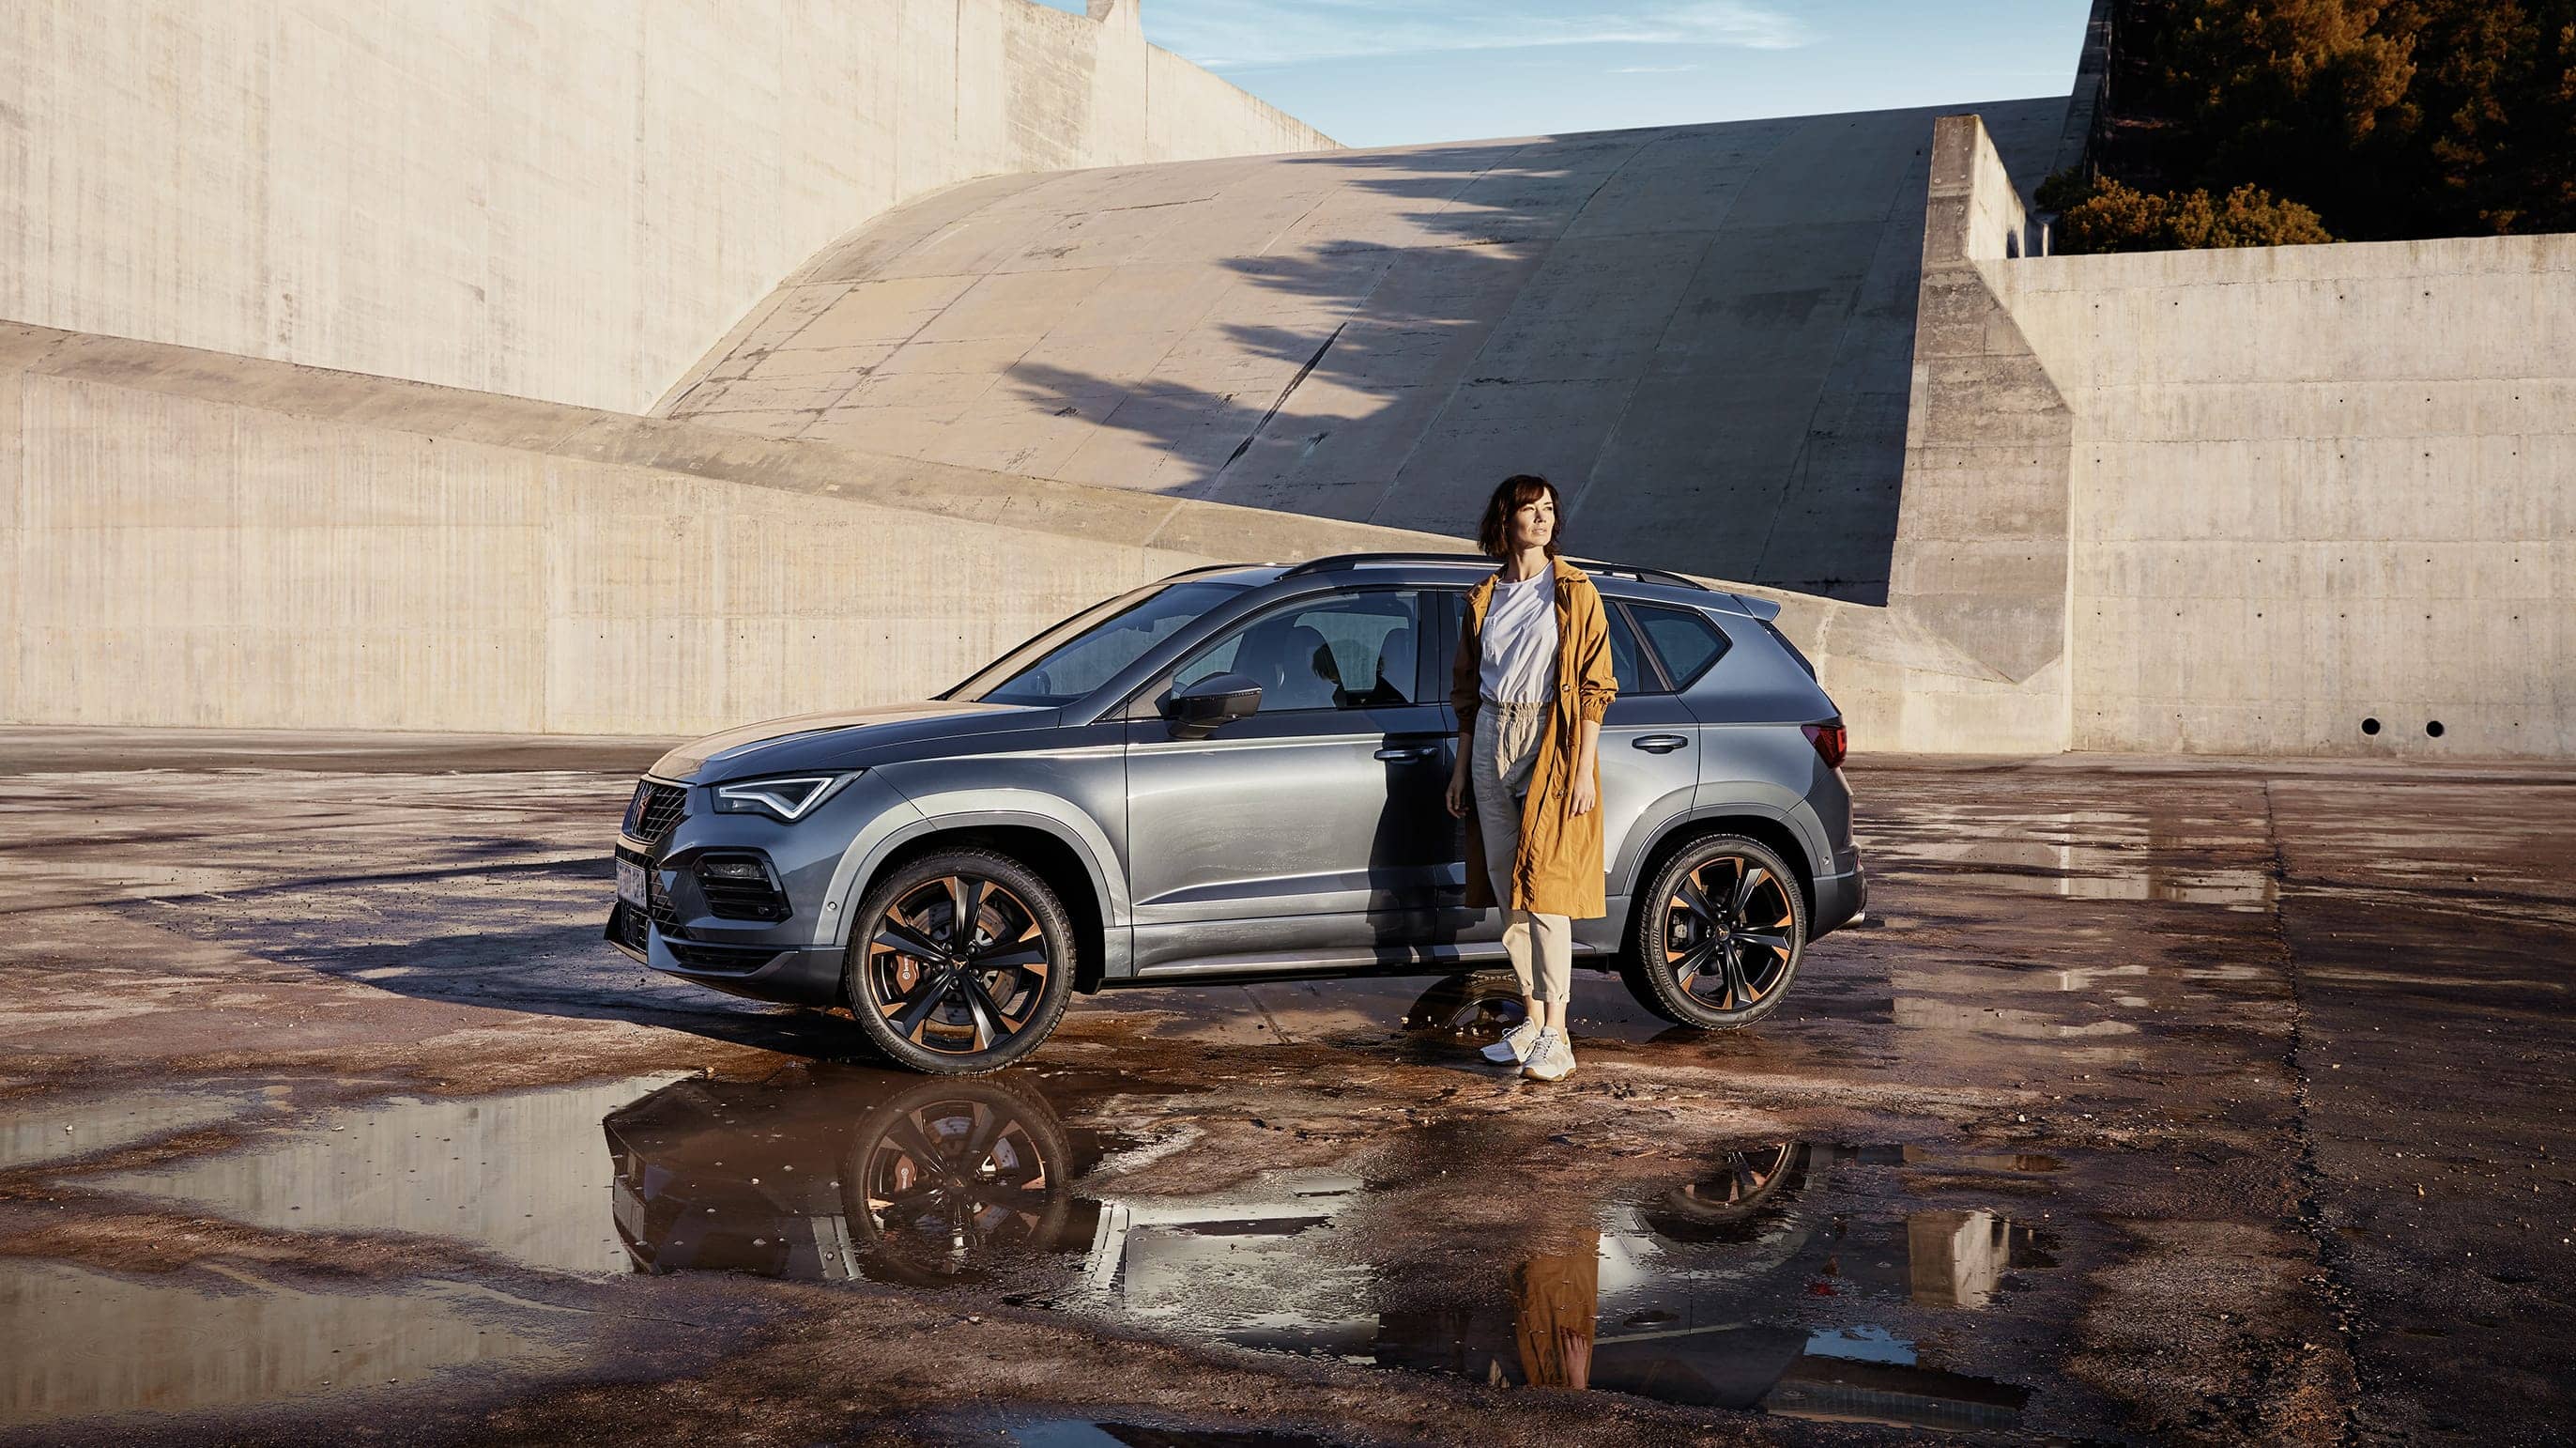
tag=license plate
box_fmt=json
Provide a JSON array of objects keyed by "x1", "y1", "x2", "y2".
[{"x1": 616, "y1": 857, "x2": 648, "y2": 910}]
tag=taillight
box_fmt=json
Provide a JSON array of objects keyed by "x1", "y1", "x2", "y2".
[{"x1": 1802, "y1": 720, "x2": 1848, "y2": 769}]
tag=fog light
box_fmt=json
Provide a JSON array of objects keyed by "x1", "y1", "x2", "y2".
[{"x1": 700, "y1": 858, "x2": 766, "y2": 881}]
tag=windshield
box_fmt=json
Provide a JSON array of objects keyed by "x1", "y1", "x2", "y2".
[{"x1": 947, "y1": 579, "x2": 1250, "y2": 707}]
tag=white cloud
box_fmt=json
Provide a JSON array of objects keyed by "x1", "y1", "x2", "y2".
[
  {"x1": 1143, "y1": 1, "x2": 1809, "y2": 70},
  {"x1": 1610, "y1": 63, "x2": 1706, "y2": 73}
]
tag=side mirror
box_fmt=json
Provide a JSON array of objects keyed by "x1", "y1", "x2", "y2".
[{"x1": 1164, "y1": 671, "x2": 1262, "y2": 740}]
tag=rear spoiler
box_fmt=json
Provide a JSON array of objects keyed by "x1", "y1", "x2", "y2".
[{"x1": 1719, "y1": 591, "x2": 1783, "y2": 623}]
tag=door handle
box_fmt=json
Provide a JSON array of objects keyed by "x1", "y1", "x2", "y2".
[
  {"x1": 1374, "y1": 746, "x2": 1433, "y2": 762},
  {"x1": 1632, "y1": 734, "x2": 1691, "y2": 753}
]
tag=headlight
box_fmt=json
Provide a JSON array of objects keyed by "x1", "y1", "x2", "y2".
[{"x1": 711, "y1": 772, "x2": 860, "y2": 823}]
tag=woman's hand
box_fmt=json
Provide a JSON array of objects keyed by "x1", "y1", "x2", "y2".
[
  {"x1": 1446, "y1": 763, "x2": 1469, "y2": 819},
  {"x1": 1568, "y1": 717, "x2": 1602, "y2": 816}
]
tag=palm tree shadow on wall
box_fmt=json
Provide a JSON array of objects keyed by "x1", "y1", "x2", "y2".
[{"x1": 984, "y1": 124, "x2": 1931, "y2": 605}]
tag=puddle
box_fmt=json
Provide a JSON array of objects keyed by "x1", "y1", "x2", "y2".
[
  {"x1": 601, "y1": 1067, "x2": 2062, "y2": 1432},
  {"x1": 0, "y1": 1259, "x2": 560, "y2": 1426},
  {"x1": 992, "y1": 1420, "x2": 1342, "y2": 1447},
  {"x1": 1100, "y1": 968, "x2": 1682, "y2": 1049},
  {"x1": 0, "y1": 1086, "x2": 281, "y2": 1171},
  {"x1": 1863, "y1": 806, "x2": 2278, "y2": 913},
  {"x1": 87, "y1": 1073, "x2": 687, "y2": 1274}
]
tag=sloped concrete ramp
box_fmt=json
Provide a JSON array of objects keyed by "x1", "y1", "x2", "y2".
[{"x1": 662, "y1": 100, "x2": 2067, "y2": 603}]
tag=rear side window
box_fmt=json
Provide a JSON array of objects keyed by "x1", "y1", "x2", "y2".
[
  {"x1": 1629, "y1": 604, "x2": 1731, "y2": 688},
  {"x1": 1756, "y1": 617, "x2": 1816, "y2": 679}
]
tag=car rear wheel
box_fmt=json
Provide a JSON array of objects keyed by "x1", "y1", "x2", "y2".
[
  {"x1": 844, "y1": 848, "x2": 1076, "y2": 1074},
  {"x1": 1620, "y1": 833, "x2": 1807, "y2": 1029}
]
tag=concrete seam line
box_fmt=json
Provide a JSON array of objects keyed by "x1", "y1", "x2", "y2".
[{"x1": 1214, "y1": 323, "x2": 1344, "y2": 478}]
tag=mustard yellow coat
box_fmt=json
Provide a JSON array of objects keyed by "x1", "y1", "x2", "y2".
[{"x1": 1449, "y1": 555, "x2": 1620, "y2": 919}]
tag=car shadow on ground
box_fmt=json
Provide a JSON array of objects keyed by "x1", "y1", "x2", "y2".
[{"x1": 257, "y1": 917, "x2": 882, "y2": 1062}]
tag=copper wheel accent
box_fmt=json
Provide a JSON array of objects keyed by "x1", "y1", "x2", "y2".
[
  {"x1": 853, "y1": 1093, "x2": 1061, "y2": 1280},
  {"x1": 865, "y1": 873, "x2": 1053, "y2": 1055},
  {"x1": 1662, "y1": 853, "x2": 1797, "y2": 1010},
  {"x1": 1647, "y1": 1142, "x2": 1810, "y2": 1242},
  {"x1": 1677, "y1": 1142, "x2": 1795, "y2": 1211}
]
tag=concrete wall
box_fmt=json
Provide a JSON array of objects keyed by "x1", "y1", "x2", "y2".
[
  {"x1": 1996, "y1": 236, "x2": 2575, "y2": 757},
  {"x1": 0, "y1": 321, "x2": 2028, "y2": 748},
  {"x1": 1885, "y1": 115, "x2": 2074, "y2": 754},
  {"x1": 0, "y1": 0, "x2": 1330, "y2": 418},
  {"x1": 0, "y1": 324, "x2": 1461, "y2": 735},
  {"x1": 656, "y1": 101, "x2": 2074, "y2": 604}
]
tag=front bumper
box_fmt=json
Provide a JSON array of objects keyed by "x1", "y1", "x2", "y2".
[
  {"x1": 605, "y1": 901, "x2": 844, "y2": 1005},
  {"x1": 604, "y1": 769, "x2": 923, "y2": 1008}
]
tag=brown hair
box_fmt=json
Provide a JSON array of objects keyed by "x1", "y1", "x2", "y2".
[{"x1": 1477, "y1": 473, "x2": 1563, "y2": 560}]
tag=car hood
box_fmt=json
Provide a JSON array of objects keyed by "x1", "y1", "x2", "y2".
[{"x1": 651, "y1": 701, "x2": 1055, "y2": 782}]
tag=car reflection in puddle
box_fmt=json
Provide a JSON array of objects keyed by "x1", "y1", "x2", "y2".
[{"x1": 604, "y1": 1063, "x2": 2053, "y2": 1435}]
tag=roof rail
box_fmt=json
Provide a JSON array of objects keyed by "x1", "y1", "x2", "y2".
[
  {"x1": 1276, "y1": 551, "x2": 1712, "y2": 593},
  {"x1": 1276, "y1": 551, "x2": 1491, "y2": 578},
  {"x1": 1565, "y1": 557, "x2": 1712, "y2": 593},
  {"x1": 1154, "y1": 561, "x2": 1270, "y2": 583}
]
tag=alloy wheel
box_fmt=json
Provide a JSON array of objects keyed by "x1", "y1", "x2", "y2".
[
  {"x1": 1663, "y1": 853, "x2": 1798, "y2": 1011},
  {"x1": 866, "y1": 872, "x2": 1053, "y2": 1056}
]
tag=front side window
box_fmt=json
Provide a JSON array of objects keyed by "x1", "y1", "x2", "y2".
[
  {"x1": 958, "y1": 580, "x2": 1248, "y2": 706},
  {"x1": 1173, "y1": 589, "x2": 1422, "y2": 714},
  {"x1": 1604, "y1": 601, "x2": 1652, "y2": 694},
  {"x1": 1430, "y1": 589, "x2": 1658, "y2": 696}
]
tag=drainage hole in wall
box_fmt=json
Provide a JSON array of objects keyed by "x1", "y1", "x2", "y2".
[
  {"x1": 2361, "y1": 717, "x2": 2382, "y2": 735},
  {"x1": 2426, "y1": 720, "x2": 2445, "y2": 738}
]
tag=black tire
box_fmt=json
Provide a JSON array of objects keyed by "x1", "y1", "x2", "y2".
[
  {"x1": 838, "y1": 1073, "x2": 1075, "y2": 1286},
  {"x1": 1620, "y1": 833, "x2": 1807, "y2": 1029},
  {"x1": 1641, "y1": 1143, "x2": 1807, "y2": 1244},
  {"x1": 843, "y1": 847, "x2": 1076, "y2": 1075}
]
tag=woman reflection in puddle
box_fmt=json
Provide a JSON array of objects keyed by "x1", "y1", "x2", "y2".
[{"x1": 1512, "y1": 1228, "x2": 1602, "y2": 1389}]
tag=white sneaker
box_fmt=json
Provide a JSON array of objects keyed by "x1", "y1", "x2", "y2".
[
  {"x1": 1480, "y1": 1017, "x2": 1543, "y2": 1065},
  {"x1": 1521, "y1": 1028, "x2": 1575, "y2": 1083}
]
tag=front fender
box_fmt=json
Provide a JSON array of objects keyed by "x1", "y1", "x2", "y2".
[{"x1": 820, "y1": 786, "x2": 1127, "y2": 955}]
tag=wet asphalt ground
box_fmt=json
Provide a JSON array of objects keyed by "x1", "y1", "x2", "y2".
[{"x1": 0, "y1": 727, "x2": 2570, "y2": 1446}]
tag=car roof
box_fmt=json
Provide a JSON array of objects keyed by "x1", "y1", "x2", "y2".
[{"x1": 1159, "y1": 556, "x2": 1781, "y2": 622}]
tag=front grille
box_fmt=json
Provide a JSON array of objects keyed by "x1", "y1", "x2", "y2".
[
  {"x1": 623, "y1": 779, "x2": 687, "y2": 843},
  {"x1": 646, "y1": 869, "x2": 680, "y2": 930}
]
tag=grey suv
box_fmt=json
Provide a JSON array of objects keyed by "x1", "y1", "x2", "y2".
[{"x1": 606, "y1": 553, "x2": 1866, "y2": 1074}]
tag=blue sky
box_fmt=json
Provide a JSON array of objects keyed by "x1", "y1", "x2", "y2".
[{"x1": 1042, "y1": 1, "x2": 2094, "y2": 147}]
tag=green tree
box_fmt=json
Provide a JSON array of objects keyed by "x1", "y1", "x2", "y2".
[
  {"x1": 2104, "y1": 0, "x2": 2576, "y2": 240},
  {"x1": 2154, "y1": 0, "x2": 2416, "y2": 224},
  {"x1": 2376, "y1": 0, "x2": 2576, "y2": 234},
  {"x1": 2043, "y1": 173, "x2": 2337, "y2": 253}
]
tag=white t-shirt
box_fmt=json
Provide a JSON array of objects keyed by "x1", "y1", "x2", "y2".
[{"x1": 1479, "y1": 565, "x2": 1557, "y2": 703}]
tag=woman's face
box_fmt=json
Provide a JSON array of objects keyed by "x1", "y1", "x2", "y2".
[{"x1": 1510, "y1": 491, "x2": 1556, "y2": 549}]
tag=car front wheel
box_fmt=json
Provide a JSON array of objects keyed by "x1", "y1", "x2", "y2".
[
  {"x1": 844, "y1": 848, "x2": 1076, "y2": 1074},
  {"x1": 1620, "y1": 833, "x2": 1807, "y2": 1029}
]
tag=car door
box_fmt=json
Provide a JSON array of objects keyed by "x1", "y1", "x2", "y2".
[
  {"x1": 1121, "y1": 586, "x2": 1453, "y2": 972},
  {"x1": 1584, "y1": 600, "x2": 1711, "y2": 946},
  {"x1": 1425, "y1": 590, "x2": 1701, "y2": 951}
]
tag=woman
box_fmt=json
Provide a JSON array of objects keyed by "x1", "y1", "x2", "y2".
[{"x1": 1444, "y1": 474, "x2": 1618, "y2": 1083}]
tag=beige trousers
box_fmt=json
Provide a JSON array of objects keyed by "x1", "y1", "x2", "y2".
[{"x1": 1471, "y1": 698, "x2": 1573, "y2": 1004}]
